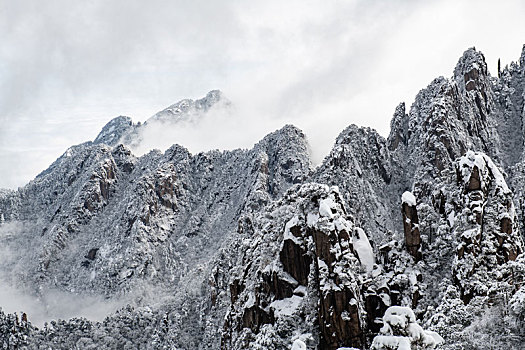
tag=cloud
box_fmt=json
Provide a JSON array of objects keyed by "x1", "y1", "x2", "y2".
[
  {"x1": 0, "y1": 279, "x2": 124, "y2": 328},
  {"x1": 128, "y1": 99, "x2": 286, "y2": 158},
  {"x1": 1, "y1": 0, "x2": 525, "y2": 188}
]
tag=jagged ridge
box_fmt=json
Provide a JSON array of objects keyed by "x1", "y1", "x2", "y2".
[{"x1": 1, "y1": 46, "x2": 525, "y2": 349}]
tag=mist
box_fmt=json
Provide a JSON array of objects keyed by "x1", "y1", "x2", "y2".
[
  {"x1": 0, "y1": 221, "x2": 127, "y2": 327},
  {"x1": 0, "y1": 279, "x2": 123, "y2": 328}
]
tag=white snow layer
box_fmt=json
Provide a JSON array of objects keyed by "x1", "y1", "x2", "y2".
[
  {"x1": 353, "y1": 228, "x2": 374, "y2": 272},
  {"x1": 372, "y1": 306, "x2": 443, "y2": 349},
  {"x1": 383, "y1": 306, "x2": 416, "y2": 329},
  {"x1": 319, "y1": 196, "x2": 336, "y2": 218},
  {"x1": 372, "y1": 335, "x2": 411, "y2": 350},
  {"x1": 271, "y1": 295, "x2": 303, "y2": 317},
  {"x1": 401, "y1": 191, "x2": 416, "y2": 207},
  {"x1": 284, "y1": 215, "x2": 301, "y2": 244},
  {"x1": 307, "y1": 212, "x2": 319, "y2": 226},
  {"x1": 291, "y1": 339, "x2": 307, "y2": 350}
]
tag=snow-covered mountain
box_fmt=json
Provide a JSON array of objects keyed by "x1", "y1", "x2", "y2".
[
  {"x1": 1, "y1": 46, "x2": 525, "y2": 349},
  {"x1": 92, "y1": 89, "x2": 229, "y2": 147}
]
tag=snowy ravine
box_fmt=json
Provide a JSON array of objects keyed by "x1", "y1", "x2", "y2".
[{"x1": 2, "y1": 45, "x2": 525, "y2": 349}]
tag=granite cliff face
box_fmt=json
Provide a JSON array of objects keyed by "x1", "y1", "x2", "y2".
[
  {"x1": 222, "y1": 184, "x2": 372, "y2": 349},
  {"x1": 2, "y1": 46, "x2": 525, "y2": 349}
]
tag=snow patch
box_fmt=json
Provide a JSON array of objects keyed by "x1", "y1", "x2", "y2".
[
  {"x1": 271, "y1": 295, "x2": 303, "y2": 317},
  {"x1": 294, "y1": 285, "x2": 307, "y2": 296},
  {"x1": 319, "y1": 196, "x2": 336, "y2": 218},
  {"x1": 383, "y1": 306, "x2": 416, "y2": 329},
  {"x1": 372, "y1": 306, "x2": 443, "y2": 349},
  {"x1": 352, "y1": 228, "x2": 374, "y2": 272},
  {"x1": 372, "y1": 335, "x2": 411, "y2": 350},
  {"x1": 307, "y1": 212, "x2": 319, "y2": 226},
  {"x1": 447, "y1": 210, "x2": 456, "y2": 227},
  {"x1": 461, "y1": 228, "x2": 479, "y2": 240},
  {"x1": 284, "y1": 215, "x2": 301, "y2": 244},
  {"x1": 334, "y1": 216, "x2": 352, "y2": 232},
  {"x1": 401, "y1": 191, "x2": 416, "y2": 207},
  {"x1": 245, "y1": 292, "x2": 256, "y2": 309},
  {"x1": 291, "y1": 339, "x2": 306, "y2": 350}
]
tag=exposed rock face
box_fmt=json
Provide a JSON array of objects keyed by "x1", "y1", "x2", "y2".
[
  {"x1": 401, "y1": 192, "x2": 421, "y2": 260},
  {"x1": 279, "y1": 228, "x2": 311, "y2": 286},
  {"x1": 222, "y1": 185, "x2": 368, "y2": 349},
  {"x1": 452, "y1": 151, "x2": 524, "y2": 303},
  {"x1": 310, "y1": 218, "x2": 365, "y2": 350}
]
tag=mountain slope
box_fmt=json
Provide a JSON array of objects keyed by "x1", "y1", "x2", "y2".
[{"x1": 1, "y1": 46, "x2": 525, "y2": 349}]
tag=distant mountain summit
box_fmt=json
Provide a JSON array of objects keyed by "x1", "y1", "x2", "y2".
[
  {"x1": 149, "y1": 89, "x2": 227, "y2": 123},
  {"x1": 93, "y1": 115, "x2": 134, "y2": 146},
  {"x1": 2, "y1": 46, "x2": 525, "y2": 349},
  {"x1": 94, "y1": 90, "x2": 228, "y2": 147}
]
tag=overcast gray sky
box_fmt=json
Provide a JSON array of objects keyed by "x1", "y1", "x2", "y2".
[{"x1": 1, "y1": 0, "x2": 524, "y2": 188}]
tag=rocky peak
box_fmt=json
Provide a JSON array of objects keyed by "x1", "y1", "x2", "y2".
[
  {"x1": 452, "y1": 151, "x2": 523, "y2": 303},
  {"x1": 149, "y1": 89, "x2": 229, "y2": 123},
  {"x1": 254, "y1": 124, "x2": 312, "y2": 197},
  {"x1": 387, "y1": 102, "x2": 408, "y2": 151},
  {"x1": 313, "y1": 124, "x2": 399, "y2": 243},
  {"x1": 453, "y1": 47, "x2": 489, "y2": 93},
  {"x1": 92, "y1": 90, "x2": 230, "y2": 149},
  {"x1": 258, "y1": 124, "x2": 307, "y2": 146},
  {"x1": 93, "y1": 116, "x2": 134, "y2": 146},
  {"x1": 399, "y1": 57, "x2": 501, "y2": 189},
  {"x1": 330, "y1": 125, "x2": 392, "y2": 183},
  {"x1": 195, "y1": 89, "x2": 225, "y2": 110},
  {"x1": 163, "y1": 143, "x2": 192, "y2": 163}
]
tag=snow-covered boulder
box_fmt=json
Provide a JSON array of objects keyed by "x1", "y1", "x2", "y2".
[{"x1": 371, "y1": 306, "x2": 443, "y2": 349}]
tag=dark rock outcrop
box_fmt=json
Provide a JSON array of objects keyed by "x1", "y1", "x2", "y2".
[
  {"x1": 222, "y1": 184, "x2": 369, "y2": 349},
  {"x1": 401, "y1": 193, "x2": 421, "y2": 260}
]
